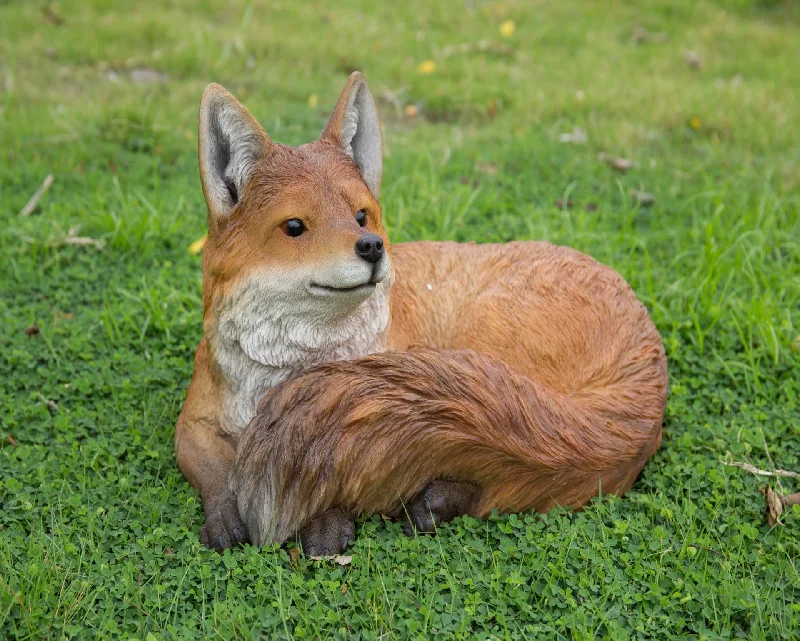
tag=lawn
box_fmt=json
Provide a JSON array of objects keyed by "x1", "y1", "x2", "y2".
[{"x1": 1, "y1": 0, "x2": 799, "y2": 638}]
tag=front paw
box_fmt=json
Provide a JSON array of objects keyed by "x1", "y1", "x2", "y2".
[
  {"x1": 403, "y1": 480, "x2": 481, "y2": 536},
  {"x1": 299, "y1": 509, "x2": 355, "y2": 556},
  {"x1": 199, "y1": 492, "x2": 249, "y2": 551}
]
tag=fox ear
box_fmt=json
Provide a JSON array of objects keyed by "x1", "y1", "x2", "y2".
[
  {"x1": 320, "y1": 72, "x2": 382, "y2": 199},
  {"x1": 198, "y1": 84, "x2": 271, "y2": 229}
]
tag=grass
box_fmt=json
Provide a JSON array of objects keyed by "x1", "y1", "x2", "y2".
[{"x1": 1, "y1": 0, "x2": 799, "y2": 638}]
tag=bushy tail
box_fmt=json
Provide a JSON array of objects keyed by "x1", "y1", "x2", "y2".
[{"x1": 232, "y1": 347, "x2": 668, "y2": 546}]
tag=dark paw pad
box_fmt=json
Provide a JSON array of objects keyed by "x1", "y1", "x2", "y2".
[
  {"x1": 199, "y1": 493, "x2": 249, "y2": 551},
  {"x1": 300, "y1": 509, "x2": 355, "y2": 556},
  {"x1": 403, "y1": 480, "x2": 481, "y2": 536}
]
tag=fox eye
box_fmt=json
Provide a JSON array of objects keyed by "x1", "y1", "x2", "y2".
[
  {"x1": 281, "y1": 219, "x2": 305, "y2": 237},
  {"x1": 355, "y1": 210, "x2": 367, "y2": 227}
]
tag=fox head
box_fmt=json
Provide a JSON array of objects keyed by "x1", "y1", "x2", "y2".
[{"x1": 197, "y1": 72, "x2": 393, "y2": 378}]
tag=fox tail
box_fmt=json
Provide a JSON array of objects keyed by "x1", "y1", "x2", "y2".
[{"x1": 232, "y1": 346, "x2": 667, "y2": 546}]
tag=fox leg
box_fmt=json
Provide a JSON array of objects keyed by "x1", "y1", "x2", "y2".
[
  {"x1": 299, "y1": 508, "x2": 356, "y2": 556},
  {"x1": 175, "y1": 418, "x2": 248, "y2": 551},
  {"x1": 402, "y1": 480, "x2": 482, "y2": 535},
  {"x1": 200, "y1": 488, "x2": 247, "y2": 551}
]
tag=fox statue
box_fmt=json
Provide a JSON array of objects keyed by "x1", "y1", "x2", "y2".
[{"x1": 175, "y1": 71, "x2": 668, "y2": 555}]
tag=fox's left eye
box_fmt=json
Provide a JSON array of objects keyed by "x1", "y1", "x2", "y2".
[{"x1": 355, "y1": 210, "x2": 367, "y2": 227}]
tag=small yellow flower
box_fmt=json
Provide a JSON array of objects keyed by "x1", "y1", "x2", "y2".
[
  {"x1": 500, "y1": 20, "x2": 515, "y2": 37},
  {"x1": 308, "y1": 94, "x2": 318, "y2": 108},
  {"x1": 404, "y1": 104, "x2": 419, "y2": 118},
  {"x1": 689, "y1": 116, "x2": 701, "y2": 130},
  {"x1": 188, "y1": 235, "x2": 207, "y2": 255},
  {"x1": 418, "y1": 60, "x2": 436, "y2": 75}
]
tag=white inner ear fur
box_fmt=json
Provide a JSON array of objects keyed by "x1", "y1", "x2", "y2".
[
  {"x1": 199, "y1": 87, "x2": 270, "y2": 221},
  {"x1": 336, "y1": 81, "x2": 382, "y2": 199}
]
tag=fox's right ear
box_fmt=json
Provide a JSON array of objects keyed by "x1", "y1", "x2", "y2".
[{"x1": 198, "y1": 84, "x2": 271, "y2": 230}]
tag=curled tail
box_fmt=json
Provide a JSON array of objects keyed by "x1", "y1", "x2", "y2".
[{"x1": 232, "y1": 346, "x2": 668, "y2": 546}]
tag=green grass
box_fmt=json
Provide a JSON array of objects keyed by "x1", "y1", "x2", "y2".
[{"x1": 1, "y1": 0, "x2": 799, "y2": 638}]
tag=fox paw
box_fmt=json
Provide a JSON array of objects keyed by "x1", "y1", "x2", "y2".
[
  {"x1": 199, "y1": 492, "x2": 249, "y2": 551},
  {"x1": 300, "y1": 509, "x2": 356, "y2": 556},
  {"x1": 403, "y1": 480, "x2": 481, "y2": 535}
]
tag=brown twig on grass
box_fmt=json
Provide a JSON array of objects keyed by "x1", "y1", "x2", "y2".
[
  {"x1": 19, "y1": 174, "x2": 54, "y2": 217},
  {"x1": 50, "y1": 227, "x2": 106, "y2": 251},
  {"x1": 61, "y1": 230, "x2": 105, "y2": 249},
  {"x1": 724, "y1": 461, "x2": 800, "y2": 479}
]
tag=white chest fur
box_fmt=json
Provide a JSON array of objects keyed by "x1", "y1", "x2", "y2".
[{"x1": 207, "y1": 276, "x2": 391, "y2": 435}]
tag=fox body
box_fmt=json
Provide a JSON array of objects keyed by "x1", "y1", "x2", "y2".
[{"x1": 175, "y1": 72, "x2": 668, "y2": 553}]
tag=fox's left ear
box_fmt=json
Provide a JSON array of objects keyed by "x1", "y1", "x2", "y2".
[{"x1": 320, "y1": 72, "x2": 382, "y2": 199}]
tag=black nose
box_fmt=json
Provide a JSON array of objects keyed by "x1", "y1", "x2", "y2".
[{"x1": 355, "y1": 234, "x2": 384, "y2": 264}]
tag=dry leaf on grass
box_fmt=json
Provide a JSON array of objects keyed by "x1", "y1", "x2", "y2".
[
  {"x1": 475, "y1": 162, "x2": 498, "y2": 175},
  {"x1": 715, "y1": 75, "x2": 743, "y2": 89},
  {"x1": 684, "y1": 50, "x2": 704, "y2": 70},
  {"x1": 556, "y1": 200, "x2": 598, "y2": 212},
  {"x1": 630, "y1": 26, "x2": 667, "y2": 45},
  {"x1": 631, "y1": 190, "x2": 655, "y2": 207},
  {"x1": 764, "y1": 485, "x2": 800, "y2": 527},
  {"x1": 598, "y1": 153, "x2": 634, "y2": 173},
  {"x1": 25, "y1": 325, "x2": 40, "y2": 337},
  {"x1": 130, "y1": 68, "x2": 170, "y2": 84},
  {"x1": 765, "y1": 485, "x2": 783, "y2": 527},
  {"x1": 309, "y1": 555, "x2": 353, "y2": 566},
  {"x1": 630, "y1": 26, "x2": 649, "y2": 44},
  {"x1": 42, "y1": 5, "x2": 64, "y2": 25},
  {"x1": 559, "y1": 127, "x2": 587, "y2": 144}
]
